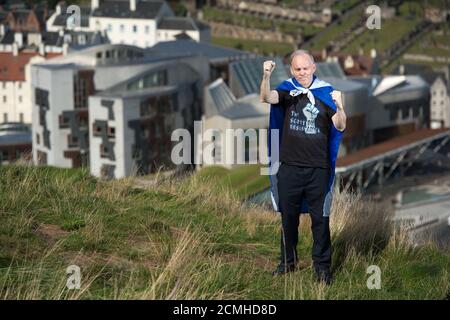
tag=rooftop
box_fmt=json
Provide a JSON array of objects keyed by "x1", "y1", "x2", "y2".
[
  {"x1": 91, "y1": 0, "x2": 166, "y2": 19},
  {"x1": 206, "y1": 78, "x2": 267, "y2": 120},
  {"x1": 315, "y1": 61, "x2": 346, "y2": 79},
  {"x1": 52, "y1": 6, "x2": 91, "y2": 28},
  {"x1": 96, "y1": 84, "x2": 177, "y2": 99},
  {"x1": 337, "y1": 128, "x2": 450, "y2": 168},
  {"x1": 0, "y1": 51, "x2": 60, "y2": 81},
  {"x1": 230, "y1": 56, "x2": 287, "y2": 95},
  {"x1": 149, "y1": 39, "x2": 249, "y2": 63},
  {"x1": 157, "y1": 17, "x2": 209, "y2": 31}
]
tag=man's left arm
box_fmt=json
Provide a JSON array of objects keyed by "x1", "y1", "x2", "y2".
[{"x1": 331, "y1": 90, "x2": 346, "y2": 132}]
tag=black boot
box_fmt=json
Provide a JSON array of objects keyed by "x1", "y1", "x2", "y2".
[
  {"x1": 315, "y1": 268, "x2": 333, "y2": 285},
  {"x1": 272, "y1": 264, "x2": 296, "y2": 276}
]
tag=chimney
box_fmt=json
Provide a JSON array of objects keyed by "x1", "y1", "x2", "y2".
[
  {"x1": 321, "y1": 48, "x2": 327, "y2": 60},
  {"x1": 344, "y1": 55, "x2": 354, "y2": 69},
  {"x1": 63, "y1": 42, "x2": 69, "y2": 55},
  {"x1": 130, "y1": 0, "x2": 137, "y2": 11},
  {"x1": 12, "y1": 42, "x2": 18, "y2": 56},
  {"x1": 14, "y1": 32, "x2": 23, "y2": 47},
  {"x1": 358, "y1": 46, "x2": 364, "y2": 56},
  {"x1": 91, "y1": 0, "x2": 100, "y2": 11},
  {"x1": 39, "y1": 42, "x2": 45, "y2": 56},
  {"x1": 56, "y1": 2, "x2": 62, "y2": 15}
]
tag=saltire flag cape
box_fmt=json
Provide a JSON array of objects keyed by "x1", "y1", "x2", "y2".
[{"x1": 268, "y1": 75, "x2": 344, "y2": 217}]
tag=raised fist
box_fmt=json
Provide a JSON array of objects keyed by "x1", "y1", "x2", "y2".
[
  {"x1": 263, "y1": 60, "x2": 276, "y2": 76},
  {"x1": 331, "y1": 90, "x2": 343, "y2": 109}
]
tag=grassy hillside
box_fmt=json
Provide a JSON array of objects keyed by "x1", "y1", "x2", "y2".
[
  {"x1": 194, "y1": 164, "x2": 270, "y2": 200},
  {"x1": 0, "y1": 165, "x2": 448, "y2": 299}
]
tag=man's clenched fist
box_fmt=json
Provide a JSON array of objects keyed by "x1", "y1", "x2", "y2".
[
  {"x1": 331, "y1": 90, "x2": 344, "y2": 109},
  {"x1": 263, "y1": 60, "x2": 276, "y2": 76}
]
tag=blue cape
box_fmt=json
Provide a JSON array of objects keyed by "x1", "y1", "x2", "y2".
[{"x1": 268, "y1": 75, "x2": 344, "y2": 216}]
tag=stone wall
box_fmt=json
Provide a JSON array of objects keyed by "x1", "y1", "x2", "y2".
[{"x1": 209, "y1": 22, "x2": 299, "y2": 43}]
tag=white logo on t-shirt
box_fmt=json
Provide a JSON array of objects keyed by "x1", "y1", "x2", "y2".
[
  {"x1": 289, "y1": 102, "x2": 321, "y2": 135},
  {"x1": 302, "y1": 103, "x2": 320, "y2": 134}
]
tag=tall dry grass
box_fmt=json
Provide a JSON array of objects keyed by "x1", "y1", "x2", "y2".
[{"x1": 0, "y1": 165, "x2": 446, "y2": 300}]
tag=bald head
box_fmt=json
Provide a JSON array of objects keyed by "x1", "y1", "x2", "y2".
[
  {"x1": 290, "y1": 50, "x2": 315, "y2": 65},
  {"x1": 290, "y1": 50, "x2": 316, "y2": 88}
]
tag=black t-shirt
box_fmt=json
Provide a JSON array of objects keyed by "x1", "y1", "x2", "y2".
[{"x1": 276, "y1": 89, "x2": 336, "y2": 168}]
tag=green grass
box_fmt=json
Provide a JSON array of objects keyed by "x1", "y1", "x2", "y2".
[
  {"x1": 194, "y1": 165, "x2": 270, "y2": 200},
  {"x1": 343, "y1": 17, "x2": 420, "y2": 54},
  {"x1": 306, "y1": 10, "x2": 361, "y2": 51},
  {"x1": 341, "y1": 1, "x2": 435, "y2": 55},
  {"x1": 382, "y1": 56, "x2": 450, "y2": 74},
  {"x1": 406, "y1": 26, "x2": 450, "y2": 57},
  {"x1": 203, "y1": 6, "x2": 306, "y2": 36},
  {"x1": 211, "y1": 36, "x2": 294, "y2": 57},
  {"x1": 331, "y1": 0, "x2": 361, "y2": 13},
  {"x1": 0, "y1": 165, "x2": 448, "y2": 299}
]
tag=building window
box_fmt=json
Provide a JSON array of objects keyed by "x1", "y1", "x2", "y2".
[
  {"x1": 145, "y1": 25, "x2": 150, "y2": 34},
  {"x1": 73, "y1": 72, "x2": 93, "y2": 109},
  {"x1": 100, "y1": 144, "x2": 109, "y2": 158},
  {"x1": 68, "y1": 134, "x2": 79, "y2": 148},
  {"x1": 1, "y1": 82, "x2": 5, "y2": 89},
  {"x1": 401, "y1": 105, "x2": 409, "y2": 120},
  {"x1": 36, "y1": 133, "x2": 40, "y2": 144},
  {"x1": 107, "y1": 24, "x2": 112, "y2": 32},
  {"x1": 18, "y1": 82, "x2": 22, "y2": 89},
  {"x1": 129, "y1": 70, "x2": 168, "y2": 91},
  {"x1": 78, "y1": 35, "x2": 86, "y2": 45},
  {"x1": 120, "y1": 24, "x2": 124, "y2": 33},
  {"x1": 59, "y1": 114, "x2": 70, "y2": 128},
  {"x1": 133, "y1": 25, "x2": 137, "y2": 33},
  {"x1": 413, "y1": 105, "x2": 420, "y2": 118},
  {"x1": 96, "y1": 52, "x2": 103, "y2": 59},
  {"x1": 77, "y1": 114, "x2": 88, "y2": 128},
  {"x1": 107, "y1": 126, "x2": 115, "y2": 138},
  {"x1": 93, "y1": 123, "x2": 103, "y2": 136},
  {"x1": 131, "y1": 144, "x2": 141, "y2": 159},
  {"x1": 19, "y1": 113, "x2": 23, "y2": 123},
  {"x1": 2, "y1": 96, "x2": 6, "y2": 103},
  {"x1": 37, "y1": 150, "x2": 47, "y2": 165},
  {"x1": 172, "y1": 94, "x2": 179, "y2": 112},
  {"x1": 18, "y1": 95, "x2": 22, "y2": 103},
  {"x1": 3, "y1": 113, "x2": 7, "y2": 122},
  {"x1": 0, "y1": 150, "x2": 9, "y2": 162}
]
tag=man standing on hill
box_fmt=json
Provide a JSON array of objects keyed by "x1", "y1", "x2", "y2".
[{"x1": 259, "y1": 50, "x2": 346, "y2": 285}]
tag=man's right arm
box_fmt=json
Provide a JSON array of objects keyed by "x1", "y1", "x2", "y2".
[{"x1": 260, "y1": 60, "x2": 279, "y2": 105}]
